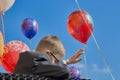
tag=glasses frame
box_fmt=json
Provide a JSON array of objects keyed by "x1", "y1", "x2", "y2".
[{"x1": 50, "y1": 52, "x2": 59, "y2": 62}]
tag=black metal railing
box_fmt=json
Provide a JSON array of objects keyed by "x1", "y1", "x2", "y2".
[{"x1": 0, "y1": 73, "x2": 91, "y2": 80}]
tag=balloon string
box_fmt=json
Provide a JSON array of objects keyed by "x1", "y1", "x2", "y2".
[
  {"x1": 75, "y1": 0, "x2": 89, "y2": 78},
  {"x1": 83, "y1": 44, "x2": 89, "y2": 79},
  {"x1": 30, "y1": 39, "x2": 32, "y2": 50},
  {"x1": 0, "y1": 14, "x2": 5, "y2": 41},
  {"x1": 74, "y1": 0, "x2": 81, "y2": 10},
  {"x1": 74, "y1": 0, "x2": 115, "y2": 80},
  {"x1": 91, "y1": 33, "x2": 115, "y2": 80},
  {"x1": 74, "y1": 0, "x2": 86, "y2": 24}
]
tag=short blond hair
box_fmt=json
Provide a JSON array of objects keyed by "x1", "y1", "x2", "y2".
[{"x1": 36, "y1": 35, "x2": 65, "y2": 57}]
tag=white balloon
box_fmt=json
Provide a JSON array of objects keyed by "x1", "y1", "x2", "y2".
[{"x1": 0, "y1": 0, "x2": 15, "y2": 13}]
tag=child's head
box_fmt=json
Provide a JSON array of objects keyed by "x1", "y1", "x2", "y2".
[{"x1": 36, "y1": 35, "x2": 65, "y2": 61}]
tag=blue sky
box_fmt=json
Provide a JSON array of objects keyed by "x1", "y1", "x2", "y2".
[{"x1": 0, "y1": 0, "x2": 120, "y2": 80}]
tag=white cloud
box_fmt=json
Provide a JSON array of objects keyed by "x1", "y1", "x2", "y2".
[
  {"x1": 91, "y1": 64, "x2": 110, "y2": 73},
  {"x1": 70, "y1": 63, "x2": 113, "y2": 80},
  {"x1": 70, "y1": 63, "x2": 111, "y2": 74},
  {"x1": 72, "y1": 63, "x2": 110, "y2": 73},
  {"x1": 72, "y1": 63, "x2": 86, "y2": 69}
]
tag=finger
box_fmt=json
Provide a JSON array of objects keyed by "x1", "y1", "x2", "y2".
[
  {"x1": 75, "y1": 49, "x2": 84, "y2": 57},
  {"x1": 76, "y1": 58, "x2": 82, "y2": 62},
  {"x1": 79, "y1": 48, "x2": 85, "y2": 53}
]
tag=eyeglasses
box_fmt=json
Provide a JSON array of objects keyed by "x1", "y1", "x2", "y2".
[{"x1": 50, "y1": 52, "x2": 59, "y2": 62}]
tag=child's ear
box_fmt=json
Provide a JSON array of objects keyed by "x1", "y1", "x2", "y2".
[{"x1": 45, "y1": 50, "x2": 51, "y2": 54}]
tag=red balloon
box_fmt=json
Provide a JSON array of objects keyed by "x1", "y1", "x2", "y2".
[
  {"x1": 1, "y1": 40, "x2": 30, "y2": 73},
  {"x1": 67, "y1": 10, "x2": 94, "y2": 44}
]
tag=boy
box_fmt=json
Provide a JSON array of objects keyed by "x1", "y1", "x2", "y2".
[{"x1": 14, "y1": 35, "x2": 84, "y2": 79}]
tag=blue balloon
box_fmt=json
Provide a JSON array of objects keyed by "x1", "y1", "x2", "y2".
[
  {"x1": 69, "y1": 66, "x2": 82, "y2": 79},
  {"x1": 21, "y1": 18, "x2": 38, "y2": 39}
]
